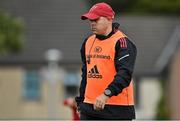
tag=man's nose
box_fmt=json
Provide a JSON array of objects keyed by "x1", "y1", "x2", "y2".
[{"x1": 90, "y1": 21, "x2": 96, "y2": 26}]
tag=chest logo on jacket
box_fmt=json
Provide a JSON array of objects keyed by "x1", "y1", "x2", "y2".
[
  {"x1": 94, "y1": 46, "x2": 102, "y2": 53},
  {"x1": 88, "y1": 65, "x2": 102, "y2": 79},
  {"x1": 86, "y1": 54, "x2": 111, "y2": 60}
]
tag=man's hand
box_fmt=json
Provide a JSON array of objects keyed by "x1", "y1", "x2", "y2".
[{"x1": 93, "y1": 93, "x2": 110, "y2": 110}]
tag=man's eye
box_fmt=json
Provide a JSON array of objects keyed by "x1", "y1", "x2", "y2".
[{"x1": 90, "y1": 19, "x2": 98, "y2": 22}]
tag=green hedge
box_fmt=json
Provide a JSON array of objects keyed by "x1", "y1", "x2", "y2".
[
  {"x1": 86, "y1": 0, "x2": 180, "y2": 15},
  {"x1": 0, "y1": 11, "x2": 25, "y2": 54},
  {"x1": 155, "y1": 79, "x2": 170, "y2": 119}
]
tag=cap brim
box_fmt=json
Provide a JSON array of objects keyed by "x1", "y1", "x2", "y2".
[{"x1": 81, "y1": 13, "x2": 100, "y2": 20}]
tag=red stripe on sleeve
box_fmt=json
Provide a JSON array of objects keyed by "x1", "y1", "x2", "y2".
[{"x1": 119, "y1": 38, "x2": 127, "y2": 48}]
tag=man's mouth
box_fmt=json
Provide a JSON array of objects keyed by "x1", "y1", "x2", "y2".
[{"x1": 92, "y1": 28, "x2": 96, "y2": 31}]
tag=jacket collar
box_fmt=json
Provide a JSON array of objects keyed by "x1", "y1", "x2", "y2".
[{"x1": 96, "y1": 22, "x2": 120, "y2": 40}]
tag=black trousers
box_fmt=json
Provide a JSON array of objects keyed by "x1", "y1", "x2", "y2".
[{"x1": 80, "y1": 112, "x2": 132, "y2": 120}]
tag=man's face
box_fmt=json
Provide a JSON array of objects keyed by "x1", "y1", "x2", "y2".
[{"x1": 89, "y1": 17, "x2": 112, "y2": 35}]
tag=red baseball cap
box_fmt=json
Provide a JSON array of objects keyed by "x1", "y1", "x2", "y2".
[{"x1": 81, "y1": 2, "x2": 115, "y2": 20}]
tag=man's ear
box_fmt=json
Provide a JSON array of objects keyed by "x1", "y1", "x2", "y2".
[{"x1": 107, "y1": 17, "x2": 113, "y2": 21}]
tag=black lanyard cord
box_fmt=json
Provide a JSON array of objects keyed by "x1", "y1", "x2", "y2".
[{"x1": 87, "y1": 36, "x2": 96, "y2": 64}]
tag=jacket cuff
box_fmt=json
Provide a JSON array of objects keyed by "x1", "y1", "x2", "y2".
[
  {"x1": 106, "y1": 86, "x2": 123, "y2": 97},
  {"x1": 75, "y1": 96, "x2": 84, "y2": 106}
]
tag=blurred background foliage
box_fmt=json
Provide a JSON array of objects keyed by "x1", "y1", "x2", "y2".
[
  {"x1": 86, "y1": 0, "x2": 180, "y2": 15},
  {"x1": 155, "y1": 78, "x2": 170, "y2": 120},
  {"x1": 0, "y1": 11, "x2": 25, "y2": 55}
]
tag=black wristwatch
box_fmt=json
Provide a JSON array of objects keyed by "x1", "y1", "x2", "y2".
[{"x1": 104, "y1": 89, "x2": 112, "y2": 97}]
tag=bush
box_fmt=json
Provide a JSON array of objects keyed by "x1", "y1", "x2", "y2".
[
  {"x1": 86, "y1": 0, "x2": 180, "y2": 15},
  {"x1": 0, "y1": 11, "x2": 25, "y2": 54}
]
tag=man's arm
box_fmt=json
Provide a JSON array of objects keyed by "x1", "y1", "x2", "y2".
[
  {"x1": 75, "y1": 38, "x2": 87, "y2": 107},
  {"x1": 93, "y1": 37, "x2": 137, "y2": 110},
  {"x1": 106, "y1": 37, "x2": 137, "y2": 96}
]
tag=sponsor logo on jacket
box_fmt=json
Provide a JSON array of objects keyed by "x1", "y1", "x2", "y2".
[{"x1": 88, "y1": 65, "x2": 102, "y2": 79}]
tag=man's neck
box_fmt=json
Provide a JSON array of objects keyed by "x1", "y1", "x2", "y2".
[
  {"x1": 96, "y1": 29, "x2": 114, "y2": 40},
  {"x1": 104, "y1": 25, "x2": 113, "y2": 36}
]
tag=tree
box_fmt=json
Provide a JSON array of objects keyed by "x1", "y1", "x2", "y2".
[
  {"x1": 86, "y1": 0, "x2": 136, "y2": 15},
  {"x1": 86, "y1": 0, "x2": 180, "y2": 15},
  {"x1": 0, "y1": 11, "x2": 24, "y2": 55},
  {"x1": 132, "y1": 0, "x2": 180, "y2": 15}
]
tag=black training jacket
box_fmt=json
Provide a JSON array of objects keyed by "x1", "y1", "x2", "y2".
[{"x1": 75, "y1": 22, "x2": 137, "y2": 119}]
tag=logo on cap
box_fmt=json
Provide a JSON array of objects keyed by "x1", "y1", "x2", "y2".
[{"x1": 89, "y1": 5, "x2": 98, "y2": 12}]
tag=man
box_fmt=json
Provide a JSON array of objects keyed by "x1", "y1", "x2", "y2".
[
  {"x1": 63, "y1": 97, "x2": 80, "y2": 120},
  {"x1": 75, "y1": 2, "x2": 137, "y2": 120}
]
